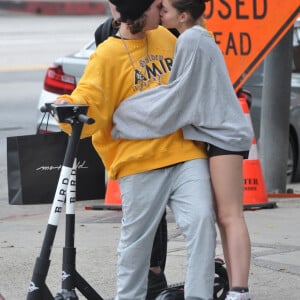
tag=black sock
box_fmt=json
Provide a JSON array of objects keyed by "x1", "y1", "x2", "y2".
[{"x1": 231, "y1": 287, "x2": 249, "y2": 293}]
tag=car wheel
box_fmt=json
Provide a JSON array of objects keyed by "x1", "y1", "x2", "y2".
[{"x1": 286, "y1": 135, "x2": 296, "y2": 183}]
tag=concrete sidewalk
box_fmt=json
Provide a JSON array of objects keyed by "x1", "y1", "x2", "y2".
[{"x1": 1, "y1": 187, "x2": 300, "y2": 299}]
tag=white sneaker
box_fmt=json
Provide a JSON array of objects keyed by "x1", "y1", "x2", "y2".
[{"x1": 225, "y1": 291, "x2": 251, "y2": 300}]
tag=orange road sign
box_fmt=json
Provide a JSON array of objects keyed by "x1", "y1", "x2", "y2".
[{"x1": 205, "y1": 0, "x2": 300, "y2": 91}]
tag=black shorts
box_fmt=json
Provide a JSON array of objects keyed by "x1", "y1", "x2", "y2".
[{"x1": 208, "y1": 145, "x2": 249, "y2": 159}]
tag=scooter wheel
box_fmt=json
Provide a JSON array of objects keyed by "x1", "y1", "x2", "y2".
[
  {"x1": 154, "y1": 287, "x2": 184, "y2": 300},
  {"x1": 214, "y1": 258, "x2": 229, "y2": 300}
]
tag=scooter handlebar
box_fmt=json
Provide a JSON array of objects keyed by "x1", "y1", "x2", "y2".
[
  {"x1": 78, "y1": 114, "x2": 95, "y2": 125},
  {"x1": 40, "y1": 105, "x2": 50, "y2": 113},
  {"x1": 40, "y1": 103, "x2": 95, "y2": 124}
]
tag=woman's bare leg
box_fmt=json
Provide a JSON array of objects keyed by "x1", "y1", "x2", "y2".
[{"x1": 209, "y1": 155, "x2": 251, "y2": 288}]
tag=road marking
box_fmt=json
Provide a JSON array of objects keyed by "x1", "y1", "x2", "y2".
[{"x1": 0, "y1": 65, "x2": 49, "y2": 72}]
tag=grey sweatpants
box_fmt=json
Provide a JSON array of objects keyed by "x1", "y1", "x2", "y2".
[{"x1": 115, "y1": 159, "x2": 216, "y2": 300}]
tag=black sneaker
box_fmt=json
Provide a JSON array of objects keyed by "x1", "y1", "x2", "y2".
[{"x1": 146, "y1": 270, "x2": 168, "y2": 300}]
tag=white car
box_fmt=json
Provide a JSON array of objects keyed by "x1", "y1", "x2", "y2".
[{"x1": 37, "y1": 40, "x2": 96, "y2": 133}]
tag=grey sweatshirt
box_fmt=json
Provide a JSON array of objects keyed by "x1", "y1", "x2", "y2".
[{"x1": 112, "y1": 26, "x2": 252, "y2": 152}]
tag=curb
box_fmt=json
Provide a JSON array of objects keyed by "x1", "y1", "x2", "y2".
[{"x1": 0, "y1": 1, "x2": 108, "y2": 15}]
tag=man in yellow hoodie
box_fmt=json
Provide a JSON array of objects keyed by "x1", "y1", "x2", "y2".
[{"x1": 55, "y1": 0, "x2": 216, "y2": 299}]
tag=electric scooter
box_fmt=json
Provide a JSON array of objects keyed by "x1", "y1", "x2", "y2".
[{"x1": 26, "y1": 103, "x2": 229, "y2": 300}]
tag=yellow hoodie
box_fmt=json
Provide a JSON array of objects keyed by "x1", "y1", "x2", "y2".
[{"x1": 58, "y1": 26, "x2": 207, "y2": 179}]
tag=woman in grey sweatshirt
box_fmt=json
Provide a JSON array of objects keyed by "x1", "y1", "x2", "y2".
[{"x1": 112, "y1": 0, "x2": 252, "y2": 299}]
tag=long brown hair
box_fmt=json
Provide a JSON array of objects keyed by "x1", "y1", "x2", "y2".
[{"x1": 170, "y1": 0, "x2": 208, "y2": 20}]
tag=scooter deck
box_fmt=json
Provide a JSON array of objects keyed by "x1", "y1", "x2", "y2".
[{"x1": 104, "y1": 282, "x2": 185, "y2": 300}]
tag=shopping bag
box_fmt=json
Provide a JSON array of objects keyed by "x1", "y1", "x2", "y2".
[{"x1": 7, "y1": 132, "x2": 105, "y2": 205}]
